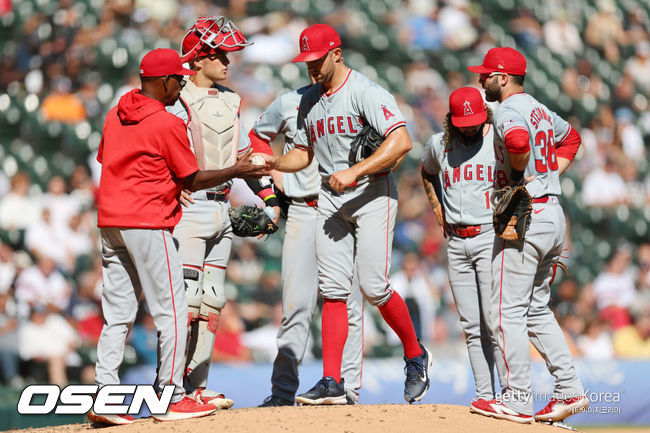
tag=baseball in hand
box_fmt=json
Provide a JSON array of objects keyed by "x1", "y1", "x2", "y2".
[{"x1": 251, "y1": 155, "x2": 265, "y2": 165}]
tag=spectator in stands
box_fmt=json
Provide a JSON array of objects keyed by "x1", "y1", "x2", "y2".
[
  {"x1": 130, "y1": 311, "x2": 157, "y2": 366},
  {"x1": 0, "y1": 172, "x2": 41, "y2": 231},
  {"x1": 212, "y1": 302, "x2": 251, "y2": 362},
  {"x1": 389, "y1": 252, "x2": 438, "y2": 343},
  {"x1": 0, "y1": 292, "x2": 19, "y2": 385},
  {"x1": 624, "y1": 41, "x2": 650, "y2": 93},
  {"x1": 399, "y1": 4, "x2": 442, "y2": 52},
  {"x1": 612, "y1": 300, "x2": 650, "y2": 359},
  {"x1": 24, "y1": 207, "x2": 67, "y2": 266},
  {"x1": 14, "y1": 256, "x2": 70, "y2": 319},
  {"x1": 61, "y1": 212, "x2": 95, "y2": 273},
  {"x1": 582, "y1": 157, "x2": 629, "y2": 207},
  {"x1": 241, "y1": 302, "x2": 285, "y2": 362},
  {"x1": 584, "y1": 0, "x2": 626, "y2": 64},
  {"x1": 0, "y1": 243, "x2": 16, "y2": 295},
  {"x1": 543, "y1": 9, "x2": 583, "y2": 56},
  {"x1": 227, "y1": 241, "x2": 264, "y2": 295},
  {"x1": 637, "y1": 244, "x2": 650, "y2": 292},
  {"x1": 550, "y1": 278, "x2": 580, "y2": 319},
  {"x1": 40, "y1": 75, "x2": 87, "y2": 124},
  {"x1": 68, "y1": 164, "x2": 96, "y2": 212},
  {"x1": 509, "y1": 7, "x2": 543, "y2": 50},
  {"x1": 18, "y1": 305, "x2": 79, "y2": 386},
  {"x1": 438, "y1": 0, "x2": 477, "y2": 50},
  {"x1": 623, "y1": 7, "x2": 649, "y2": 46},
  {"x1": 576, "y1": 316, "x2": 614, "y2": 361},
  {"x1": 593, "y1": 246, "x2": 637, "y2": 329},
  {"x1": 614, "y1": 107, "x2": 645, "y2": 160},
  {"x1": 40, "y1": 175, "x2": 80, "y2": 231},
  {"x1": 65, "y1": 270, "x2": 102, "y2": 345}
]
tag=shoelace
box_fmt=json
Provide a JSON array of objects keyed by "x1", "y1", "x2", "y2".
[
  {"x1": 404, "y1": 356, "x2": 425, "y2": 384},
  {"x1": 316, "y1": 377, "x2": 332, "y2": 393}
]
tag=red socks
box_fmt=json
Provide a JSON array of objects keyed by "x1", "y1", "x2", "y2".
[
  {"x1": 378, "y1": 291, "x2": 422, "y2": 359},
  {"x1": 321, "y1": 299, "x2": 348, "y2": 383}
]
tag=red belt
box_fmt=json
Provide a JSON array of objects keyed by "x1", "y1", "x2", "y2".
[
  {"x1": 533, "y1": 195, "x2": 550, "y2": 203},
  {"x1": 293, "y1": 195, "x2": 318, "y2": 208},
  {"x1": 205, "y1": 189, "x2": 230, "y2": 201},
  {"x1": 346, "y1": 171, "x2": 390, "y2": 188},
  {"x1": 452, "y1": 225, "x2": 482, "y2": 238}
]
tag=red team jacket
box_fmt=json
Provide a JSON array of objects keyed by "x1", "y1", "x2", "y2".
[{"x1": 97, "y1": 89, "x2": 199, "y2": 229}]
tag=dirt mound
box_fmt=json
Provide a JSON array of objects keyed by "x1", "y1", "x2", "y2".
[{"x1": 13, "y1": 404, "x2": 572, "y2": 433}]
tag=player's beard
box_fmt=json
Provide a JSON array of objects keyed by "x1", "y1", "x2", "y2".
[
  {"x1": 459, "y1": 126, "x2": 483, "y2": 143},
  {"x1": 484, "y1": 81, "x2": 501, "y2": 102}
]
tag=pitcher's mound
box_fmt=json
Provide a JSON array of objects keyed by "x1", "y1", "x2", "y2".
[{"x1": 17, "y1": 404, "x2": 573, "y2": 433}]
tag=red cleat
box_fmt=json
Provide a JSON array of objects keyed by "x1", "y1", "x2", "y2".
[
  {"x1": 535, "y1": 396, "x2": 589, "y2": 422},
  {"x1": 469, "y1": 399, "x2": 534, "y2": 424},
  {"x1": 151, "y1": 396, "x2": 216, "y2": 421}
]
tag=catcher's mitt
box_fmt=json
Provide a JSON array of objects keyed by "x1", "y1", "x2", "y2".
[
  {"x1": 228, "y1": 205, "x2": 278, "y2": 237},
  {"x1": 491, "y1": 184, "x2": 532, "y2": 241},
  {"x1": 349, "y1": 123, "x2": 384, "y2": 164}
]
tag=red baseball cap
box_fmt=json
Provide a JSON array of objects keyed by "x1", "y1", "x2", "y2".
[
  {"x1": 139, "y1": 48, "x2": 196, "y2": 77},
  {"x1": 292, "y1": 24, "x2": 341, "y2": 63},
  {"x1": 449, "y1": 87, "x2": 487, "y2": 127},
  {"x1": 467, "y1": 47, "x2": 527, "y2": 76}
]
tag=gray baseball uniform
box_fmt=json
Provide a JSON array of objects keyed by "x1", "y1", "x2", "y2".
[
  {"x1": 491, "y1": 93, "x2": 584, "y2": 415},
  {"x1": 422, "y1": 124, "x2": 502, "y2": 401},
  {"x1": 96, "y1": 90, "x2": 201, "y2": 403},
  {"x1": 251, "y1": 86, "x2": 363, "y2": 402},
  {"x1": 167, "y1": 80, "x2": 250, "y2": 395},
  {"x1": 294, "y1": 69, "x2": 407, "y2": 306}
]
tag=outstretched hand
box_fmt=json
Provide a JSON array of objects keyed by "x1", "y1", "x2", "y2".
[{"x1": 235, "y1": 149, "x2": 271, "y2": 178}]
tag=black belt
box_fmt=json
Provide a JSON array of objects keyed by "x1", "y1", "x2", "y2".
[{"x1": 291, "y1": 195, "x2": 318, "y2": 208}]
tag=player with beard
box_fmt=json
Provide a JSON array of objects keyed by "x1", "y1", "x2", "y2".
[{"x1": 421, "y1": 87, "x2": 505, "y2": 409}]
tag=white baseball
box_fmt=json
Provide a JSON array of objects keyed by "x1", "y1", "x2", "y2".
[{"x1": 251, "y1": 155, "x2": 265, "y2": 165}]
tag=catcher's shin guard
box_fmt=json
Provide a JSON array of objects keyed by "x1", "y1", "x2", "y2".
[
  {"x1": 185, "y1": 265, "x2": 226, "y2": 390},
  {"x1": 185, "y1": 302, "x2": 220, "y2": 390}
]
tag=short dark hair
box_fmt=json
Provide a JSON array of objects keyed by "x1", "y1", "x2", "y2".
[{"x1": 510, "y1": 74, "x2": 525, "y2": 86}]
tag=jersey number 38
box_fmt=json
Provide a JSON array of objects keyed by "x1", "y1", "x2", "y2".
[{"x1": 534, "y1": 129, "x2": 558, "y2": 173}]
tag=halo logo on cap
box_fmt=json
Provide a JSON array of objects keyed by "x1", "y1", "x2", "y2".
[
  {"x1": 463, "y1": 100, "x2": 473, "y2": 116},
  {"x1": 301, "y1": 36, "x2": 310, "y2": 52}
]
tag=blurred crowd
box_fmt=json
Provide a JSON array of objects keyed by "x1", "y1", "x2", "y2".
[{"x1": 1, "y1": 0, "x2": 650, "y2": 387}]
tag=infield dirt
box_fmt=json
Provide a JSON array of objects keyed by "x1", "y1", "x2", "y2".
[{"x1": 10, "y1": 404, "x2": 602, "y2": 433}]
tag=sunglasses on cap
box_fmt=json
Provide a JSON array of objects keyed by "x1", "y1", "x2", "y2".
[
  {"x1": 479, "y1": 71, "x2": 506, "y2": 81},
  {"x1": 166, "y1": 74, "x2": 186, "y2": 89}
]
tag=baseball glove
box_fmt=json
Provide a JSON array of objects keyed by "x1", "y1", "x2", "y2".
[
  {"x1": 349, "y1": 123, "x2": 384, "y2": 164},
  {"x1": 228, "y1": 205, "x2": 278, "y2": 237},
  {"x1": 491, "y1": 184, "x2": 532, "y2": 241}
]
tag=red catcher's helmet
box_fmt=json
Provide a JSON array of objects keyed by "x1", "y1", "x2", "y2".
[{"x1": 181, "y1": 16, "x2": 251, "y2": 63}]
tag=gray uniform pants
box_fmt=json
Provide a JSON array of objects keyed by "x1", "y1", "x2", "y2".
[
  {"x1": 489, "y1": 197, "x2": 583, "y2": 415},
  {"x1": 447, "y1": 225, "x2": 499, "y2": 400},
  {"x1": 317, "y1": 175, "x2": 397, "y2": 306},
  {"x1": 272, "y1": 200, "x2": 363, "y2": 402},
  {"x1": 96, "y1": 227, "x2": 187, "y2": 402}
]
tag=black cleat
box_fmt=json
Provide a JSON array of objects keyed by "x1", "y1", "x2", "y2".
[
  {"x1": 258, "y1": 395, "x2": 294, "y2": 407},
  {"x1": 295, "y1": 376, "x2": 347, "y2": 405},
  {"x1": 404, "y1": 342, "x2": 432, "y2": 403}
]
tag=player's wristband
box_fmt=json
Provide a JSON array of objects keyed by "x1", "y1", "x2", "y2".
[
  {"x1": 511, "y1": 168, "x2": 524, "y2": 183},
  {"x1": 260, "y1": 188, "x2": 279, "y2": 208}
]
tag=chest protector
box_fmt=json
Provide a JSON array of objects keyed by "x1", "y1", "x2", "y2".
[{"x1": 181, "y1": 80, "x2": 239, "y2": 170}]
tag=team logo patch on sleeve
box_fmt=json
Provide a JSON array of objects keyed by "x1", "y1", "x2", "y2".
[{"x1": 381, "y1": 105, "x2": 395, "y2": 121}]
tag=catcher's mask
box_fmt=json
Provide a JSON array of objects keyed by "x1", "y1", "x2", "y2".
[{"x1": 181, "y1": 16, "x2": 251, "y2": 63}]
